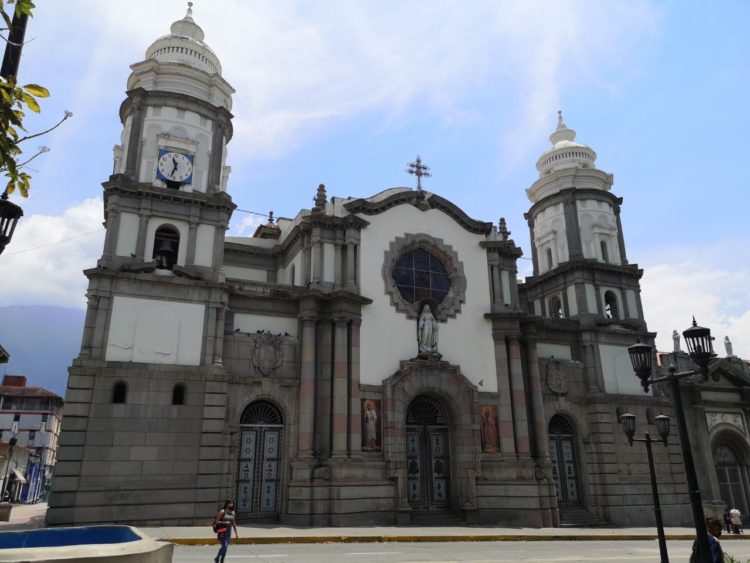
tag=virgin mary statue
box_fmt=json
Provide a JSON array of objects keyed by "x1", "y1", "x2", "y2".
[{"x1": 418, "y1": 304, "x2": 438, "y2": 354}]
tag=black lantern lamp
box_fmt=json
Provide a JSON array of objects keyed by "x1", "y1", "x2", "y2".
[
  {"x1": 620, "y1": 412, "x2": 636, "y2": 445},
  {"x1": 0, "y1": 193, "x2": 23, "y2": 255},
  {"x1": 628, "y1": 340, "x2": 653, "y2": 391},
  {"x1": 654, "y1": 414, "x2": 671, "y2": 443},
  {"x1": 682, "y1": 317, "x2": 717, "y2": 379}
]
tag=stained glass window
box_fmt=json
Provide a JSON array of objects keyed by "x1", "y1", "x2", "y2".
[{"x1": 392, "y1": 249, "x2": 450, "y2": 304}]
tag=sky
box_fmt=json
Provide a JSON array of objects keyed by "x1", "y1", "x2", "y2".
[{"x1": 0, "y1": 0, "x2": 748, "y2": 358}]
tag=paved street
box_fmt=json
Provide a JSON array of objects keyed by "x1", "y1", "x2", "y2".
[{"x1": 174, "y1": 539, "x2": 750, "y2": 562}]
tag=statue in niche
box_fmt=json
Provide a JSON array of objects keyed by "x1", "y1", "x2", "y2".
[
  {"x1": 672, "y1": 330, "x2": 681, "y2": 352},
  {"x1": 725, "y1": 336, "x2": 734, "y2": 357},
  {"x1": 417, "y1": 304, "x2": 439, "y2": 355}
]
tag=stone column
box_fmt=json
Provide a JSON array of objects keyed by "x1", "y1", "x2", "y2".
[
  {"x1": 91, "y1": 295, "x2": 112, "y2": 360},
  {"x1": 302, "y1": 233, "x2": 312, "y2": 286},
  {"x1": 349, "y1": 319, "x2": 362, "y2": 456},
  {"x1": 525, "y1": 213, "x2": 539, "y2": 276},
  {"x1": 101, "y1": 209, "x2": 120, "y2": 265},
  {"x1": 207, "y1": 119, "x2": 227, "y2": 194},
  {"x1": 212, "y1": 304, "x2": 226, "y2": 366},
  {"x1": 315, "y1": 321, "x2": 333, "y2": 458},
  {"x1": 311, "y1": 227, "x2": 323, "y2": 287},
  {"x1": 525, "y1": 337, "x2": 548, "y2": 460},
  {"x1": 331, "y1": 316, "x2": 350, "y2": 458},
  {"x1": 612, "y1": 198, "x2": 628, "y2": 264},
  {"x1": 334, "y1": 230, "x2": 344, "y2": 289},
  {"x1": 297, "y1": 314, "x2": 318, "y2": 458},
  {"x1": 79, "y1": 293, "x2": 98, "y2": 358},
  {"x1": 344, "y1": 242, "x2": 356, "y2": 289},
  {"x1": 508, "y1": 335, "x2": 530, "y2": 456},
  {"x1": 563, "y1": 194, "x2": 583, "y2": 259},
  {"x1": 123, "y1": 95, "x2": 145, "y2": 181},
  {"x1": 493, "y1": 330, "x2": 516, "y2": 455}
]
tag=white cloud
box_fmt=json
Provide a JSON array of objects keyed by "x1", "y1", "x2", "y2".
[
  {"x1": 639, "y1": 243, "x2": 750, "y2": 360},
  {"x1": 61, "y1": 0, "x2": 658, "y2": 164},
  {"x1": 0, "y1": 199, "x2": 104, "y2": 309}
]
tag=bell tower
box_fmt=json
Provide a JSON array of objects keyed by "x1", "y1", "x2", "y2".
[
  {"x1": 522, "y1": 112, "x2": 643, "y2": 324},
  {"x1": 47, "y1": 4, "x2": 237, "y2": 526},
  {"x1": 101, "y1": 2, "x2": 235, "y2": 279}
]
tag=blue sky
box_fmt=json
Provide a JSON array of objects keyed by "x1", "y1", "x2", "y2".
[{"x1": 0, "y1": 0, "x2": 748, "y2": 358}]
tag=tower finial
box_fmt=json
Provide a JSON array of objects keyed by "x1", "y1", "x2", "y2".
[
  {"x1": 406, "y1": 155, "x2": 431, "y2": 191},
  {"x1": 557, "y1": 110, "x2": 565, "y2": 128},
  {"x1": 186, "y1": 2, "x2": 194, "y2": 19}
]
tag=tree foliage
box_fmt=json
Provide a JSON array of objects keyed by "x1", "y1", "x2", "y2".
[{"x1": 0, "y1": 0, "x2": 70, "y2": 198}]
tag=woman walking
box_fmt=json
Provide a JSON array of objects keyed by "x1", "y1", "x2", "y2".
[{"x1": 214, "y1": 500, "x2": 239, "y2": 563}]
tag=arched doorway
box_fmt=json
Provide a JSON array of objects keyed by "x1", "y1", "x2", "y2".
[
  {"x1": 405, "y1": 395, "x2": 451, "y2": 511},
  {"x1": 236, "y1": 400, "x2": 283, "y2": 520},
  {"x1": 715, "y1": 444, "x2": 749, "y2": 515},
  {"x1": 548, "y1": 415, "x2": 581, "y2": 507}
]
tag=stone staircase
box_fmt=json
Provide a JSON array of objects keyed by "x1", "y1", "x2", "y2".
[
  {"x1": 558, "y1": 506, "x2": 614, "y2": 528},
  {"x1": 408, "y1": 511, "x2": 464, "y2": 526}
]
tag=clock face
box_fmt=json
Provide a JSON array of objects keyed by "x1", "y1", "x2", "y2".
[{"x1": 156, "y1": 150, "x2": 194, "y2": 183}]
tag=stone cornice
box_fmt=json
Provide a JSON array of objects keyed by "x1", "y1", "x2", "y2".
[
  {"x1": 522, "y1": 258, "x2": 642, "y2": 288},
  {"x1": 120, "y1": 87, "x2": 234, "y2": 141},
  {"x1": 526, "y1": 186, "x2": 622, "y2": 218},
  {"x1": 103, "y1": 176, "x2": 236, "y2": 215},
  {"x1": 479, "y1": 240, "x2": 523, "y2": 258},
  {"x1": 344, "y1": 190, "x2": 492, "y2": 235}
]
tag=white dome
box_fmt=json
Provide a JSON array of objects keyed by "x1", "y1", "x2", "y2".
[
  {"x1": 144, "y1": 3, "x2": 222, "y2": 75},
  {"x1": 535, "y1": 112, "x2": 597, "y2": 177}
]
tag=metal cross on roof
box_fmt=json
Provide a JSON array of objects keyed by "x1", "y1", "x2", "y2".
[{"x1": 407, "y1": 155, "x2": 431, "y2": 191}]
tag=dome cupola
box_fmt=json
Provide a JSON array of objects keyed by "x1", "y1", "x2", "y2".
[
  {"x1": 144, "y1": 2, "x2": 222, "y2": 75},
  {"x1": 535, "y1": 111, "x2": 597, "y2": 177}
]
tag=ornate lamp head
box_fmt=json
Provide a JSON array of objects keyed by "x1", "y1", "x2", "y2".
[
  {"x1": 620, "y1": 412, "x2": 636, "y2": 445},
  {"x1": 628, "y1": 340, "x2": 653, "y2": 392}
]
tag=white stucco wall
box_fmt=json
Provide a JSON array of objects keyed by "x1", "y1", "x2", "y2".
[
  {"x1": 357, "y1": 205, "x2": 496, "y2": 391},
  {"x1": 537, "y1": 343, "x2": 572, "y2": 360},
  {"x1": 194, "y1": 224, "x2": 215, "y2": 267},
  {"x1": 106, "y1": 296, "x2": 205, "y2": 365},
  {"x1": 585, "y1": 283, "x2": 598, "y2": 315},
  {"x1": 115, "y1": 212, "x2": 139, "y2": 257},
  {"x1": 566, "y1": 285, "x2": 578, "y2": 316},
  {"x1": 223, "y1": 265, "x2": 267, "y2": 282},
  {"x1": 533, "y1": 202, "x2": 568, "y2": 273},
  {"x1": 234, "y1": 313, "x2": 298, "y2": 338},
  {"x1": 599, "y1": 344, "x2": 642, "y2": 395},
  {"x1": 625, "y1": 289, "x2": 638, "y2": 319},
  {"x1": 577, "y1": 200, "x2": 621, "y2": 264}
]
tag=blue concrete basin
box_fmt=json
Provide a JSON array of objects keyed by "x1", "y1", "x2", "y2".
[{"x1": 0, "y1": 525, "x2": 140, "y2": 548}]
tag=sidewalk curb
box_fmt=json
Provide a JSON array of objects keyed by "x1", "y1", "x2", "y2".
[{"x1": 164, "y1": 533, "x2": 750, "y2": 545}]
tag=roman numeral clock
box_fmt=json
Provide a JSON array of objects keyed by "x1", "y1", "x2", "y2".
[{"x1": 156, "y1": 148, "x2": 194, "y2": 187}]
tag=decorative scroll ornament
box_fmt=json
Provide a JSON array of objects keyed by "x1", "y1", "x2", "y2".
[
  {"x1": 251, "y1": 333, "x2": 284, "y2": 376},
  {"x1": 545, "y1": 360, "x2": 570, "y2": 395}
]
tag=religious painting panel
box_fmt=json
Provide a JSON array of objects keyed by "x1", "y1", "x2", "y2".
[
  {"x1": 479, "y1": 404, "x2": 500, "y2": 453},
  {"x1": 361, "y1": 399, "x2": 382, "y2": 451}
]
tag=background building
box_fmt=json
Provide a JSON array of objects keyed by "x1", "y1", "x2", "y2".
[
  {"x1": 0, "y1": 375, "x2": 63, "y2": 502},
  {"x1": 47, "y1": 6, "x2": 745, "y2": 527}
]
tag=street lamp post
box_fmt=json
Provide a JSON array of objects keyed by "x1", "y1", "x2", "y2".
[
  {"x1": 620, "y1": 412, "x2": 671, "y2": 563},
  {"x1": 627, "y1": 318, "x2": 717, "y2": 563}
]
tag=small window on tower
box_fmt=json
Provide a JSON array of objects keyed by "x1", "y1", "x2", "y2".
[
  {"x1": 172, "y1": 384, "x2": 186, "y2": 406},
  {"x1": 549, "y1": 296, "x2": 563, "y2": 319},
  {"x1": 600, "y1": 240, "x2": 609, "y2": 263},
  {"x1": 153, "y1": 226, "x2": 180, "y2": 270},
  {"x1": 112, "y1": 381, "x2": 128, "y2": 404},
  {"x1": 546, "y1": 248, "x2": 553, "y2": 271},
  {"x1": 604, "y1": 291, "x2": 619, "y2": 319}
]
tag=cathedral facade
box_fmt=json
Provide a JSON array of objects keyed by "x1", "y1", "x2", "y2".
[{"x1": 48, "y1": 7, "x2": 750, "y2": 528}]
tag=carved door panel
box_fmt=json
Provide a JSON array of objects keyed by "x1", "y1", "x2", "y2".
[
  {"x1": 237, "y1": 425, "x2": 282, "y2": 519},
  {"x1": 549, "y1": 435, "x2": 580, "y2": 507},
  {"x1": 406, "y1": 426, "x2": 450, "y2": 511}
]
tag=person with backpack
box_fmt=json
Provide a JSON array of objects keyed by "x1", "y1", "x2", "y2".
[{"x1": 213, "y1": 500, "x2": 239, "y2": 563}]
